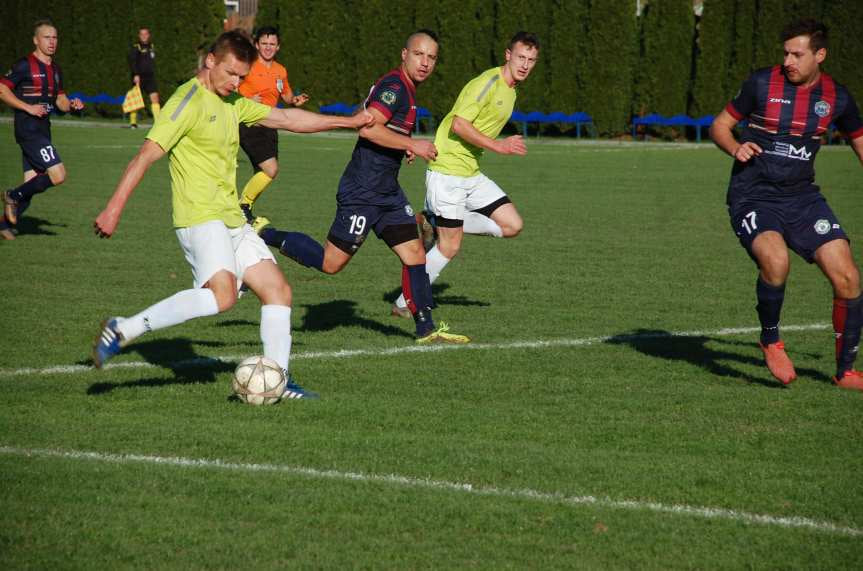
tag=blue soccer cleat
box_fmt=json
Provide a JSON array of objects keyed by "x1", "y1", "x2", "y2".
[
  {"x1": 281, "y1": 374, "x2": 320, "y2": 400},
  {"x1": 93, "y1": 317, "x2": 124, "y2": 368}
]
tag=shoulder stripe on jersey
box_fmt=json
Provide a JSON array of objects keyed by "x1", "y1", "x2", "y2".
[
  {"x1": 476, "y1": 74, "x2": 499, "y2": 102},
  {"x1": 171, "y1": 84, "x2": 198, "y2": 121}
]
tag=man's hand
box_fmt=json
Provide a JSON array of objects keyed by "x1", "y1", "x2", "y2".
[
  {"x1": 27, "y1": 103, "x2": 48, "y2": 118},
  {"x1": 94, "y1": 209, "x2": 120, "y2": 239},
  {"x1": 292, "y1": 93, "x2": 309, "y2": 106},
  {"x1": 250, "y1": 94, "x2": 262, "y2": 102},
  {"x1": 734, "y1": 141, "x2": 763, "y2": 163},
  {"x1": 133, "y1": 75, "x2": 140, "y2": 86},
  {"x1": 351, "y1": 110, "x2": 375, "y2": 129},
  {"x1": 495, "y1": 135, "x2": 527, "y2": 156},
  {"x1": 69, "y1": 98, "x2": 84, "y2": 111},
  {"x1": 410, "y1": 140, "x2": 438, "y2": 162}
]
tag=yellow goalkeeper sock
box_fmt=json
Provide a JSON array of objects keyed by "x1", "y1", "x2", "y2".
[
  {"x1": 151, "y1": 102, "x2": 161, "y2": 119},
  {"x1": 129, "y1": 111, "x2": 138, "y2": 126},
  {"x1": 240, "y1": 171, "x2": 273, "y2": 206}
]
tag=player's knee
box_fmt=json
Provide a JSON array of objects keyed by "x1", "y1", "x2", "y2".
[
  {"x1": 832, "y1": 267, "x2": 861, "y2": 299},
  {"x1": 502, "y1": 218, "x2": 523, "y2": 238},
  {"x1": 321, "y1": 258, "x2": 345, "y2": 275},
  {"x1": 260, "y1": 163, "x2": 278, "y2": 179},
  {"x1": 437, "y1": 240, "x2": 461, "y2": 259},
  {"x1": 212, "y1": 290, "x2": 237, "y2": 312},
  {"x1": 48, "y1": 168, "x2": 66, "y2": 186}
]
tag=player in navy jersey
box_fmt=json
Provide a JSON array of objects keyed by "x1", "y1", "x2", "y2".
[
  {"x1": 710, "y1": 19, "x2": 863, "y2": 390},
  {"x1": 258, "y1": 30, "x2": 469, "y2": 344},
  {"x1": 0, "y1": 20, "x2": 83, "y2": 240}
]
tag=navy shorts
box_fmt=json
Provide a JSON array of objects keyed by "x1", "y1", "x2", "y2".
[
  {"x1": 327, "y1": 175, "x2": 417, "y2": 254},
  {"x1": 729, "y1": 191, "x2": 848, "y2": 263},
  {"x1": 19, "y1": 135, "x2": 62, "y2": 173}
]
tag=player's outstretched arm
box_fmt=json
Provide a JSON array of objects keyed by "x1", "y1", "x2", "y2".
[
  {"x1": 358, "y1": 107, "x2": 437, "y2": 161},
  {"x1": 452, "y1": 116, "x2": 526, "y2": 155},
  {"x1": 0, "y1": 83, "x2": 48, "y2": 117},
  {"x1": 258, "y1": 107, "x2": 373, "y2": 133},
  {"x1": 710, "y1": 109, "x2": 762, "y2": 163},
  {"x1": 94, "y1": 140, "x2": 165, "y2": 238}
]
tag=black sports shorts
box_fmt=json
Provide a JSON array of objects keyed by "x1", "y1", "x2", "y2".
[{"x1": 239, "y1": 123, "x2": 278, "y2": 167}]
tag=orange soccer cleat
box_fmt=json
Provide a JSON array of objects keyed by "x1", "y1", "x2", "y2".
[
  {"x1": 833, "y1": 370, "x2": 863, "y2": 391},
  {"x1": 759, "y1": 341, "x2": 797, "y2": 385}
]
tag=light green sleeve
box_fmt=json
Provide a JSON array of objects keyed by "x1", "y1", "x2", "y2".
[
  {"x1": 452, "y1": 72, "x2": 498, "y2": 123},
  {"x1": 234, "y1": 96, "x2": 272, "y2": 126}
]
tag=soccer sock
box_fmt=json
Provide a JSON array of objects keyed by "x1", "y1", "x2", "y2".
[
  {"x1": 240, "y1": 171, "x2": 273, "y2": 206},
  {"x1": 261, "y1": 229, "x2": 324, "y2": 271},
  {"x1": 260, "y1": 304, "x2": 292, "y2": 373},
  {"x1": 395, "y1": 246, "x2": 450, "y2": 309},
  {"x1": 151, "y1": 102, "x2": 161, "y2": 119},
  {"x1": 9, "y1": 174, "x2": 53, "y2": 203},
  {"x1": 402, "y1": 263, "x2": 436, "y2": 337},
  {"x1": 833, "y1": 294, "x2": 863, "y2": 377},
  {"x1": 463, "y1": 212, "x2": 503, "y2": 237},
  {"x1": 115, "y1": 288, "x2": 219, "y2": 342},
  {"x1": 756, "y1": 277, "x2": 785, "y2": 345},
  {"x1": 129, "y1": 111, "x2": 138, "y2": 126}
]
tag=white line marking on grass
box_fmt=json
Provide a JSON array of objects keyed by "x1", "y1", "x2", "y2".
[
  {"x1": 1, "y1": 445, "x2": 859, "y2": 537},
  {"x1": 0, "y1": 323, "x2": 831, "y2": 378}
]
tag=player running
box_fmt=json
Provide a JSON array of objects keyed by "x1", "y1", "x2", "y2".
[
  {"x1": 236, "y1": 26, "x2": 309, "y2": 225},
  {"x1": 0, "y1": 19, "x2": 84, "y2": 240},
  {"x1": 258, "y1": 29, "x2": 469, "y2": 344},
  {"x1": 710, "y1": 19, "x2": 863, "y2": 389},
  {"x1": 92, "y1": 30, "x2": 373, "y2": 399},
  {"x1": 390, "y1": 31, "x2": 539, "y2": 317}
]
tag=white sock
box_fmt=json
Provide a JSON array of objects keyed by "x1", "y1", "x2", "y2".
[
  {"x1": 261, "y1": 304, "x2": 292, "y2": 373},
  {"x1": 116, "y1": 288, "x2": 219, "y2": 342},
  {"x1": 395, "y1": 246, "x2": 450, "y2": 309},
  {"x1": 464, "y1": 212, "x2": 503, "y2": 237}
]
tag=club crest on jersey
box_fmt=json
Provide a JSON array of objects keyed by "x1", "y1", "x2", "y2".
[
  {"x1": 405, "y1": 204, "x2": 414, "y2": 217},
  {"x1": 814, "y1": 219, "x2": 831, "y2": 235},
  {"x1": 276, "y1": 78, "x2": 284, "y2": 93},
  {"x1": 380, "y1": 90, "x2": 397, "y2": 105},
  {"x1": 814, "y1": 100, "x2": 831, "y2": 117}
]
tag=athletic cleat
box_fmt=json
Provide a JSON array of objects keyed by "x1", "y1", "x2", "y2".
[
  {"x1": 281, "y1": 375, "x2": 320, "y2": 400},
  {"x1": 758, "y1": 341, "x2": 797, "y2": 385},
  {"x1": 240, "y1": 203, "x2": 255, "y2": 224},
  {"x1": 3, "y1": 190, "x2": 19, "y2": 226},
  {"x1": 251, "y1": 216, "x2": 270, "y2": 235},
  {"x1": 833, "y1": 370, "x2": 863, "y2": 391},
  {"x1": 92, "y1": 317, "x2": 125, "y2": 368},
  {"x1": 417, "y1": 210, "x2": 437, "y2": 252},
  {"x1": 416, "y1": 322, "x2": 471, "y2": 345},
  {"x1": 391, "y1": 303, "x2": 412, "y2": 319}
]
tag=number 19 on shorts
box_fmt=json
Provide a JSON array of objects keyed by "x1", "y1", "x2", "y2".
[
  {"x1": 741, "y1": 210, "x2": 757, "y2": 235},
  {"x1": 349, "y1": 214, "x2": 366, "y2": 235}
]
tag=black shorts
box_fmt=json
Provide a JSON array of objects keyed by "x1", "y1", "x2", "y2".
[
  {"x1": 239, "y1": 123, "x2": 278, "y2": 167},
  {"x1": 19, "y1": 135, "x2": 62, "y2": 173},
  {"x1": 729, "y1": 191, "x2": 848, "y2": 263},
  {"x1": 326, "y1": 175, "x2": 417, "y2": 254},
  {"x1": 139, "y1": 74, "x2": 158, "y2": 95}
]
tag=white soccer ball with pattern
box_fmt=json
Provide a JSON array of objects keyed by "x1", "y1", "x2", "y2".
[{"x1": 232, "y1": 356, "x2": 286, "y2": 405}]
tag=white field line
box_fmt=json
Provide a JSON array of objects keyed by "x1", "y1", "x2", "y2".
[
  {"x1": 0, "y1": 445, "x2": 859, "y2": 537},
  {"x1": 0, "y1": 323, "x2": 830, "y2": 379}
]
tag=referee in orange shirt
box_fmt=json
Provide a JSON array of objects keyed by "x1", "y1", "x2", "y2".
[{"x1": 238, "y1": 26, "x2": 309, "y2": 224}]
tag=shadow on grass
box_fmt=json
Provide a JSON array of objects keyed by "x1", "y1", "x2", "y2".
[
  {"x1": 16, "y1": 215, "x2": 66, "y2": 237},
  {"x1": 86, "y1": 338, "x2": 234, "y2": 395},
  {"x1": 605, "y1": 328, "x2": 832, "y2": 388},
  {"x1": 382, "y1": 282, "x2": 491, "y2": 310},
  {"x1": 296, "y1": 299, "x2": 413, "y2": 339}
]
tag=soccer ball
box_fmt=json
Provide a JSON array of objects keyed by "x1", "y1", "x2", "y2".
[{"x1": 232, "y1": 356, "x2": 286, "y2": 405}]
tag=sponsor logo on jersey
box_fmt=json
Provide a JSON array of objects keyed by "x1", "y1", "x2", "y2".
[
  {"x1": 814, "y1": 219, "x2": 831, "y2": 235},
  {"x1": 814, "y1": 100, "x2": 831, "y2": 117},
  {"x1": 405, "y1": 204, "x2": 415, "y2": 217},
  {"x1": 769, "y1": 97, "x2": 791, "y2": 104},
  {"x1": 765, "y1": 142, "x2": 812, "y2": 161},
  {"x1": 380, "y1": 90, "x2": 397, "y2": 105}
]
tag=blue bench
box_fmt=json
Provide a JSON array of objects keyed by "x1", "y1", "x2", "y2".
[
  {"x1": 631, "y1": 114, "x2": 714, "y2": 142},
  {"x1": 320, "y1": 103, "x2": 434, "y2": 134},
  {"x1": 510, "y1": 110, "x2": 594, "y2": 138}
]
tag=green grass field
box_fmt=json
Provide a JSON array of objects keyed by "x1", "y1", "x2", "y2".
[{"x1": 1, "y1": 120, "x2": 862, "y2": 568}]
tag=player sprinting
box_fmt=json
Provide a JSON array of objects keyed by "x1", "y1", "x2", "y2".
[
  {"x1": 390, "y1": 31, "x2": 539, "y2": 317},
  {"x1": 710, "y1": 19, "x2": 863, "y2": 389},
  {"x1": 127, "y1": 27, "x2": 160, "y2": 129},
  {"x1": 0, "y1": 19, "x2": 84, "y2": 240},
  {"x1": 258, "y1": 29, "x2": 469, "y2": 344},
  {"x1": 236, "y1": 26, "x2": 309, "y2": 225},
  {"x1": 92, "y1": 30, "x2": 373, "y2": 399}
]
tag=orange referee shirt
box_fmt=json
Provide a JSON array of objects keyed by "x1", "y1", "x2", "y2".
[{"x1": 238, "y1": 59, "x2": 291, "y2": 108}]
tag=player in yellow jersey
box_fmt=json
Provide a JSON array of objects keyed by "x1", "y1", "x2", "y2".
[
  {"x1": 91, "y1": 30, "x2": 372, "y2": 399},
  {"x1": 392, "y1": 32, "x2": 539, "y2": 317}
]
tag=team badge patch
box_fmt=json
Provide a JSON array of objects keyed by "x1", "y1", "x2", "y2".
[
  {"x1": 814, "y1": 100, "x2": 831, "y2": 117},
  {"x1": 380, "y1": 90, "x2": 397, "y2": 105},
  {"x1": 405, "y1": 204, "x2": 415, "y2": 217},
  {"x1": 276, "y1": 78, "x2": 284, "y2": 93},
  {"x1": 814, "y1": 219, "x2": 831, "y2": 235}
]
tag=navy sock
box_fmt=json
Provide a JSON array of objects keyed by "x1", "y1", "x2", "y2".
[
  {"x1": 402, "y1": 264, "x2": 436, "y2": 336},
  {"x1": 272, "y1": 230, "x2": 324, "y2": 271},
  {"x1": 9, "y1": 174, "x2": 53, "y2": 202},
  {"x1": 756, "y1": 277, "x2": 785, "y2": 345},
  {"x1": 833, "y1": 294, "x2": 863, "y2": 377}
]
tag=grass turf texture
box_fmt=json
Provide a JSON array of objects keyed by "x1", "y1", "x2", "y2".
[{"x1": 1, "y1": 122, "x2": 862, "y2": 568}]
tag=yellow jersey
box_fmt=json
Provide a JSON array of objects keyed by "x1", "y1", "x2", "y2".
[{"x1": 147, "y1": 77, "x2": 271, "y2": 228}]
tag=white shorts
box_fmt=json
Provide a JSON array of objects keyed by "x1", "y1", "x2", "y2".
[
  {"x1": 425, "y1": 169, "x2": 507, "y2": 221},
  {"x1": 176, "y1": 219, "x2": 276, "y2": 291}
]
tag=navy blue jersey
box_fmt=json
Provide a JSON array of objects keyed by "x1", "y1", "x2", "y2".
[
  {"x1": 1, "y1": 54, "x2": 65, "y2": 140},
  {"x1": 341, "y1": 68, "x2": 417, "y2": 192},
  {"x1": 725, "y1": 65, "x2": 863, "y2": 201}
]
